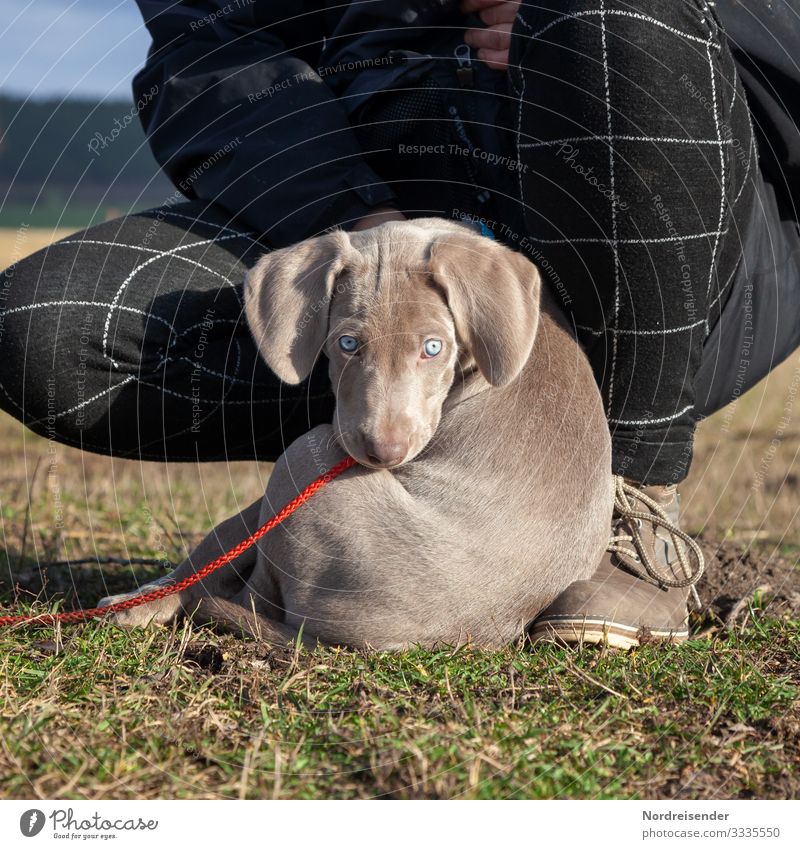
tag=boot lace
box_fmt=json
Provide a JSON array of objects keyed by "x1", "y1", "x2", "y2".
[{"x1": 607, "y1": 476, "x2": 705, "y2": 607}]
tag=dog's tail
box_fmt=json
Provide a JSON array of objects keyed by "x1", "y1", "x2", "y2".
[{"x1": 191, "y1": 597, "x2": 320, "y2": 648}]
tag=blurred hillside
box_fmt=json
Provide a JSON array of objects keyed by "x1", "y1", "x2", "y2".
[{"x1": 0, "y1": 94, "x2": 175, "y2": 229}]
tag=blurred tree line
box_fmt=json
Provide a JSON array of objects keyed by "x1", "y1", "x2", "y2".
[{"x1": 0, "y1": 94, "x2": 174, "y2": 228}]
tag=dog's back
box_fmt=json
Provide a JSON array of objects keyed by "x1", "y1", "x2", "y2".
[
  {"x1": 102, "y1": 220, "x2": 613, "y2": 648},
  {"x1": 252, "y1": 294, "x2": 611, "y2": 649}
]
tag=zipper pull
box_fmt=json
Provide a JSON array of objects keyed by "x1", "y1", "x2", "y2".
[{"x1": 455, "y1": 43, "x2": 474, "y2": 88}]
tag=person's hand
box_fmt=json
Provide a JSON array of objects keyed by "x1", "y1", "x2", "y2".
[
  {"x1": 351, "y1": 206, "x2": 406, "y2": 231},
  {"x1": 462, "y1": 0, "x2": 521, "y2": 71}
]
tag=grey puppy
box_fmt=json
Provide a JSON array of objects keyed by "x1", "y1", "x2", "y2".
[{"x1": 100, "y1": 218, "x2": 613, "y2": 649}]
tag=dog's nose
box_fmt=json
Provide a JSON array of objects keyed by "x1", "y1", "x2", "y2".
[{"x1": 364, "y1": 436, "x2": 408, "y2": 467}]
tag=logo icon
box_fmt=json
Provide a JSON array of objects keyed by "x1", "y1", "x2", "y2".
[{"x1": 20, "y1": 810, "x2": 45, "y2": 837}]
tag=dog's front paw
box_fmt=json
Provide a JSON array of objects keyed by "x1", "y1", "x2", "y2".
[{"x1": 97, "y1": 577, "x2": 179, "y2": 628}]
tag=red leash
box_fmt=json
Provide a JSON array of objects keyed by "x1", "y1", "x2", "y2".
[{"x1": 0, "y1": 455, "x2": 356, "y2": 628}]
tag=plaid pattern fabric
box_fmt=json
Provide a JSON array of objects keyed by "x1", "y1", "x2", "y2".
[
  {"x1": 0, "y1": 203, "x2": 334, "y2": 461},
  {"x1": 0, "y1": 1, "x2": 776, "y2": 480},
  {"x1": 510, "y1": 0, "x2": 755, "y2": 483}
]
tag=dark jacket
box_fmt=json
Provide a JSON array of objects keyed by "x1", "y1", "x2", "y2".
[
  {"x1": 133, "y1": 0, "x2": 476, "y2": 247},
  {"x1": 133, "y1": 0, "x2": 800, "y2": 248}
]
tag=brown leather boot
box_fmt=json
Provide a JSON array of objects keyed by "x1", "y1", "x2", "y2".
[{"x1": 529, "y1": 478, "x2": 705, "y2": 649}]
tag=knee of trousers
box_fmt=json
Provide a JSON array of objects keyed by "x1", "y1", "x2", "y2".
[
  {"x1": 0, "y1": 251, "x2": 89, "y2": 432},
  {"x1": 0, "y1": 241, "x2": 159, "y2": 439},
  {"x1": 0, "y1": 251, "x2": 241, "y2": 442}
]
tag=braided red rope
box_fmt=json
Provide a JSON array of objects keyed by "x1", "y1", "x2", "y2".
[{"x1": 0, "y1": 455, "x2": 356, "y2": 628}]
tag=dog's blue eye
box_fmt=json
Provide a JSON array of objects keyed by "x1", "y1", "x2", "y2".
[
  {"x1": 338, "y1": 335, "x2": 359, "y2": 354},
  {"x1": 423, "y1": 338, "x2": 442, "y2": 358}
]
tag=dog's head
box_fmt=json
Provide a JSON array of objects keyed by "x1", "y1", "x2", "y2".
[{"x1": 245, "y1": 219, "x2": 541, "y2": 469}]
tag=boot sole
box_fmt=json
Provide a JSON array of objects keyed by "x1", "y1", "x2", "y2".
[{"x1": 529, "y1": 616, "x2": 689, "y2": 649}]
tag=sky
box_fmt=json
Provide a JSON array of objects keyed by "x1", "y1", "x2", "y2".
[{"x1": 0, "y1": 0, "x2": 151, "y2": 100}]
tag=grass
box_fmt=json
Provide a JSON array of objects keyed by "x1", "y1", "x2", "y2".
[
  {"x1": 2, "y1": 620, "x2": 798, "y2": 799},
  {"x1": 0, "y1": 229, "x2": 798, "y2": 799}
]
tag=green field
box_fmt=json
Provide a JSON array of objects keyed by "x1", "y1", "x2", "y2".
[{"x1": 0, "y1": 229, "x2": 798, "y2": 799}]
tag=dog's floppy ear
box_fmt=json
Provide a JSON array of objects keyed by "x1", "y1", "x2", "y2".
[
  {"x1": 428, "y1": 232, "x2": 541, "y2": 386},
  {"x1": 244, "y1": 230, "x2": 353, "y2": 384}
]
